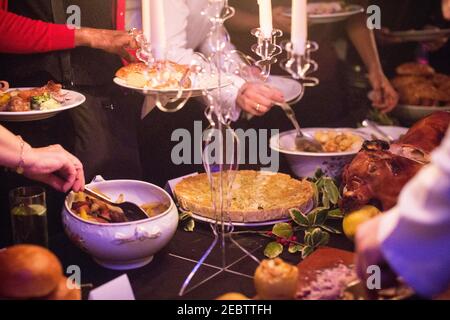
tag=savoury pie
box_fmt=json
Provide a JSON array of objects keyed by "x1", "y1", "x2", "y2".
[
  {"x1": 115, "y1": 61, "x2": 191, "y2": 90},
  {"x1": 174, "y1": 170, "x2": 314, "y2": 223}
]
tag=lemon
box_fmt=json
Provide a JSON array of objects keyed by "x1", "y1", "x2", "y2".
[{"x1": 343, "y1": 205, "x2": 381, "y2": 240}]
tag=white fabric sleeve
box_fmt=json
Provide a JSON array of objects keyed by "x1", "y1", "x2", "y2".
[{"x1": 377, "y1": 129, "x2": 450, "y2": 298}]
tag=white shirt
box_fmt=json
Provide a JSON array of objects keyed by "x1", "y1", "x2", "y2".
[
  {"x1": 378, "y1": 128, "x2": 450, "y2": 298},
  {"x1": 126, "y1": 0, "x2": 245, "y2": 119}
]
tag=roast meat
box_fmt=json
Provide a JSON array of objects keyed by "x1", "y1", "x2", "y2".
[{"x1": 341, "y1": 112, "x2": 450, "y2": 212}]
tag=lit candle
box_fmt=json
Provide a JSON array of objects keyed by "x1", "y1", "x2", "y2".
[
  {"x1": 291, "y1": 0, "x2": 307, "y2": 55},
  {"x1": 142, "y1": 0, "x2": 167, "y2": 60},
  {"x1": 258, "y1": 0, "x2": 273, "y2": 39}
]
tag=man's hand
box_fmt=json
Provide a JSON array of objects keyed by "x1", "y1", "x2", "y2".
[
  {"x1": 75, "y1": 28, "x2": 138, "y2": 62},
  {"x1": 368, "y1": 70, "x2": 399, "y2": 113},
  {"x1": 236, "y1": 82, "x2": 284, "y2": 116},
  {"x1": 23, "y1": 144, "x2": 85, "y2": 193}
]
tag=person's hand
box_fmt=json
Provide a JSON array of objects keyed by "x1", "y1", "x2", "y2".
[
  {"x1": 273, "y1": 6, "x2": 292, "y2": 33},
  {"x1": 368, "y1": 70, "x2": 399, "y2": 113},
  {"x1": 236, "y1": 82, "x2": 285, "y2": 116},
  {"x1": 355, "y1": 215, "x2": 398, "y2": 292},
  {"x1": 22, "y1": 144, "x2": 85, "y2": 193},
  {"x1": 75, "y1": 28, "x2": 138, "y2": 62}
]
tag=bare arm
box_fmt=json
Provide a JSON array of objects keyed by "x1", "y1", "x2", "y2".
[
  {"x1": 0, "y1": 125, "x2": 84, "y2": 192},
  {"x1": 346, "y1": 13, "x2": 399, "y2": 112}
]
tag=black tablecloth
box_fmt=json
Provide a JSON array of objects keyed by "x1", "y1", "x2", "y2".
[{"x1": 49, "y1": 221, "x2": 353, "y2": 300}]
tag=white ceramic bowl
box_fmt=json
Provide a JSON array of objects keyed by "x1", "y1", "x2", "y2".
[
  {"x1": 62, "y1": 177, "x2": 179, "y2": 270},
  {"x1": 270, "y1": 128, "x2": 364, "y2": 179},
  {"x1": 356, "y1": 126, "x2": 409, "y2": 141},
  {"x1": 394, "y1": 105, "x2": 450, "y2": 125}
]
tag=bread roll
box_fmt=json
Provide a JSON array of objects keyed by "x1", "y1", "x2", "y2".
[{"x1": 0, "y1": 245, "x2": 63, "y2": 299}]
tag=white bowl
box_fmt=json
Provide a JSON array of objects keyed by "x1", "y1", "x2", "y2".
[
  {"x1": 394, "y1": 105, "x2": 450, "y2": 125},
  {"x1": 356, "y1": 126, "x2": 409, "y2": 141},
  {"x1": 270, "y1": 128, "x2": 364, "y2": 179},
  {"x1": 62, "y1": 178, "x2": 179, "y2": 270}
]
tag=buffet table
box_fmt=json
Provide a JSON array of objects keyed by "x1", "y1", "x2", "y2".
[{"x1": 50, "y1": 221, "x2": 352, "y2": 300}]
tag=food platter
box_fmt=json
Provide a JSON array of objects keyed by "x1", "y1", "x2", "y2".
[
  {"x1": 283, "y1": 5, "x2": 364, "y2": 24},
  {"x1": 390, "y1": 28, "x2": 450, "y2": 42},
  {"x1": 174, "y1": 170, "x2": 315, "y2": 227},
  {"x1": 0, "y1": 88, "x2": 86, "y2": 122},
  {"x1": 113, "y1": 76, "x2": 233, "y2": 99}
]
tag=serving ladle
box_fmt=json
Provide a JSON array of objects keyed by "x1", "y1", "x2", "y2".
[
  {"x1": 275, "y1": 101, "x2": 324, "y2": 152},
  {"x1": 83, "y1": 188, "x2": 149, "y2": 222}
]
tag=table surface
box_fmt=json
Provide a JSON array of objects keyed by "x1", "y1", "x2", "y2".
[{"x1": 49, "y1": 221, "x2": 354, "y2": 300}]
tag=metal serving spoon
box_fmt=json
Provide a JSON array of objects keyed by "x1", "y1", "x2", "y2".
[
  {"x1": 362, "y1": 119, "x2": 394, "y2": 143},
  {"x1": 83, "y1": 188, "x2": 149, "y2": 222},
  {"x1": 275, "y1": 101, "x2": 324, "y2": 152}
]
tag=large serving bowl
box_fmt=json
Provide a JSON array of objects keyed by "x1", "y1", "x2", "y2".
[
  {"x1": 393, "y1": 105, "x2": 450, "y2": 126},
  {"x1": 62, "y1": 177, "x2": 178, "y2": 270},
  {"x1": 270, "y1": 128, "x2": 364, "y2": 179}
]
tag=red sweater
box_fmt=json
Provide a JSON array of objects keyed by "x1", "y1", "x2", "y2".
[{"x1": 0, "y1": 0, "x2": 125, "y2": 54}]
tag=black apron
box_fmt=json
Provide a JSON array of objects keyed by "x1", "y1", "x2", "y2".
[{"x1": 0, "y1": 0, "x2": 143, "y2": 246}]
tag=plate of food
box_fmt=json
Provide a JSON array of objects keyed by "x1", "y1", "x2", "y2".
[
  {"x1": 114, "y1": 61, "x2": 233, "y2": 98},
  {"x1": 173, "y1": 170, "x2": 314, "y2": 227},
  {"x1": 391, "y1": 62, "x2": 450, "y2": 124},
  {"x1": 0, "y1": 81, "x2": 86, "y2": 122},
  {"x1": 271, "y1": 128, "x2": 365, "y2": 178},
  {"x1": 389, "y1": 28, "x2": 450, "y2": 42},
  {"x1": 284, "y1": 2, "x2": 364, "y2": 24}
]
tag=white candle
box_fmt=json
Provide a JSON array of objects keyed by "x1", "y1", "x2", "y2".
[
  {"x1": 141, "y1": 0, "x2": 151, "y2": 42},
  {"x1": 258, "y1": 0, "x2": 273, "y2": 39},
  {"x1": 142, "y1": 0, "x2": 167, "y2": 60},
  {"x1": 291, "y1": 0, "x2": 307, "y2": 55}
]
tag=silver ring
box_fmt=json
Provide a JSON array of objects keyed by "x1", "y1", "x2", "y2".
[{"x1": 255, "y1": 103, "x2": 261, "y2": 112}]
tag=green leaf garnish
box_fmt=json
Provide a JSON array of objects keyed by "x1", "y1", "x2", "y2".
[
  {"x1": 272, "y1": 223, "x2": 293, "y2": 239},
  {"x1": 289, "y1": 208, "x2": 309, "y2": 227},
  {"x1": 264, "y1": 242, "x2": 284, "y2": 259}
]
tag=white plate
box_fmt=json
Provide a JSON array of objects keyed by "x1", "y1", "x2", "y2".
[
  {"x1": 272, "y1": 128, "x2": 365, "y2": 157},
  {"x1": 189, "y1": 200, "x2": 313, "y2": 228},
  {"x1": 390, "y1": 29, "x2": 450, "y2": 42},
  {"x1": 394, "y1": 104, "x2": 450, "y2": 124},
  {"x1": 356, "y1": 126, "x2": 409, "y2": 141},
  {"x1": 0, "y1": 89, "x2": 86, "y2": 122},
  {"x1": 284, "y1": 5, "x2": 364, "y2": 24},
  {"x1": 266, "y1": 76, "x2": 303, "y2": 103},
  {"x1": 114, "y1": 76, "x2": 233, "y2": 99}
]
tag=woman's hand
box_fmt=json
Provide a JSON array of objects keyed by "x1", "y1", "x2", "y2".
[
  {"x1": 355, "y1": 216, "x2": 399, "y2": 291},
  {"x1": 368, "y1": 70, "x2": 399, "y2": 113},
  {"x1": 23, "y1": 144, "x2": 85, "y2": 193},
  {"x1": 75, "y1": 28, "x2": 138, "y2": 62},
  {"x1": 236, "y1": 82, "x2": 285, "y2": 116}
]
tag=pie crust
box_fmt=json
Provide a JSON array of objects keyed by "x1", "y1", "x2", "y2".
[{"x1": 174, "y1": 171, "x2": 314, "y2": 223}]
